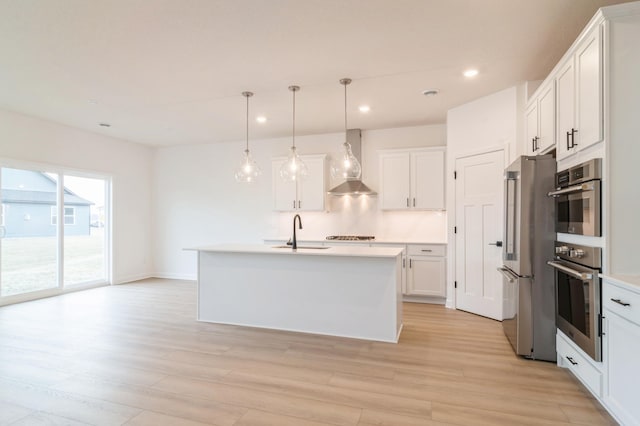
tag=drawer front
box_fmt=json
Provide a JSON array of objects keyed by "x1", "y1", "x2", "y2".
[
  {"x1": 407, "y1": 244, "x2": 445, "y2": 257},
  {"x1": 557, "y1": 332, "x2": 602, "y2": 397},
  {"x1": 603, "y1": 282, "x2": 640, "y2": 326}
]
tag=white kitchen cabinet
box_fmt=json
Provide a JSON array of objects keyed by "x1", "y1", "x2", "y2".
[
  {"x1": 272, "y1": 155, "x2": 326, "y2": 211},
  {"x1": 379, "y1": 148, "x2": 445, "y2": 210},
  {"x1": 556, "y1": 25, "x2": 603, "y2": 161},
  {"x1": 525, "y1": 81, "x2": 556, "y2": 156},
  {"x1": 406, "y1": 244, "x2": 446, "y2": 298},
  {"x1": 603, "y1": 279, "x2": 640, "y2": 426},
  {"x1": 557, "y1": 330, "x2": 603, "y2": 397}
]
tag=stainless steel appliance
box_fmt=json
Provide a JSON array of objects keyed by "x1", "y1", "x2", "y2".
[
  {"x1": 498, "y1": 155, "x2": 556, "y2": 361},
  {"x1": 548, "y1": 158, "x2": 601, "y2": 236},
  {"x1": 326, "y1": 235, "x2": 375, "y2": 241},
  {"x1": 548, "y1": 242, "x2": 602, "y2": 361}
]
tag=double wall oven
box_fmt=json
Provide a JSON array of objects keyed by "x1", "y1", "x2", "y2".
[
  {"x1": 548, "y1": 158, "x2": 601, "y2": 236},
  {"x1": 548, "y1": 242, "x2": 602, "y2": 361}
]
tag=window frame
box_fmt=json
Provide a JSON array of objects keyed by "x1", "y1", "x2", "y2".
[{"x1": 0, "y1": 204, "x2": 5, "y2": 226}]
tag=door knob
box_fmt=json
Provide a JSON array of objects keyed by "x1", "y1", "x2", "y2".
[{"x1": 489, "y1": 241, "x2": 503, "y2": 247}]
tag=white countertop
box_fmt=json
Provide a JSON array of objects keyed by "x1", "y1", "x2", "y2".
[
  {"x1": 602, "y1": 274, "x2": 640, "y2": 291},
  {"x1": 263, "y1": 237, "x2": 447, "y2": 245},
  {"x1": 187, "y1": 243, "x2": 404, "y2": 258}
]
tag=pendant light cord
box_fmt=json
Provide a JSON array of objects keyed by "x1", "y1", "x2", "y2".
[
  {"x1": 292, "y1": 88, "x2": 296, "y2": 148},
  {"x1": 245, "y1": 93, "x2": 249, "y2": 151},
  {"x1": 344, "y1": 81, "x2": 348, "y2": 133}
]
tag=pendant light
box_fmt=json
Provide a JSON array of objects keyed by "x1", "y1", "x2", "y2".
[
  {"x1": 279, "y1": 85, "x2": 308, "y2": 181},
  {"x1": 234, "y1": 91, "x2": 261, "y2": 183},
  {"x1": 330, "y1": 78, "x2": 362, "y2": 180}
]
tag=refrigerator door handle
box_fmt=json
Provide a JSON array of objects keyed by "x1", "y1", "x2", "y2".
[
  {"x1": 497, "y1": 267, "x2": 518, "y2": 282},
  {"x1": 504, "y1": 171, "x2": 518, "y2": 260}
]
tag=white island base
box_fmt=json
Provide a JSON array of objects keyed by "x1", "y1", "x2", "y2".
[{"x1": 192, "y1": 244, "x2": 403, "y2": 343}]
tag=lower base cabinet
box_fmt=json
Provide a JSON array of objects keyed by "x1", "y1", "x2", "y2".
[
  {"x1": 556, "y1": 330, "x2": 603, "y2": 398},
  {"x1": 407, "y1": 256, "x2": 446, "y2": 297},
  {"x1": 602, "y1": 279, "x2": 640, "y2": 425}
]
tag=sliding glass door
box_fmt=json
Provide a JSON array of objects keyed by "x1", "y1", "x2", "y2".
[
  {"x1": 0, "y1": 164, "x2": 110, "y2": 302},
  {"x1": 63, "y1": 174, "x2": 108, "y2": 286},
  {"x1": 0, "y1": 167, "x2": 59, "y2": 297}
]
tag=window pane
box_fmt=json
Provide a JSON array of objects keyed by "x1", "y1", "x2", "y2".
[
  {"x1": 63, "y1": 175, "x2": 106, "y2": 285},
  {"x1": 1, "y1": 167, "x2": 59, "y2": 296}
]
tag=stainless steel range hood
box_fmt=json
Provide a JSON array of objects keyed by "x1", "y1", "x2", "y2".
[{"x1": 327, "y1": 129, "x2": 377, "y2": 196}]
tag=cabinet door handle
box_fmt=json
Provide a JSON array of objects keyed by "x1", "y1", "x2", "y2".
[
  {"x1": 298, "y1": 200, "x2": 301, "y2": 209},
  {"x1": 611, "y1": 298, "x2": 631, "y2": 307},
  {"x1": 413, "y1": 198, "x2": 416, "y2": 207},
  {"x1": 532, "y1": 137, "x2": 536, "y2": 152},
  {"x1": 409, "y1": 259, "x2": 412, "y2": 268},
  {"x1": 534, "y1": 136, "x2": 539, "y2": 151},
  {"x1": 406, "y1": 198, "x2": 409, "y2": 207},
  {"x1": 566, "y1": 356, "x2": 578, "y2": 366},
  {"x1": 566, "y1": 131, "x2": 571, "y2": 150},
  {"x1": 293, "y1": 200, "x2": 296, "y2": 209},
  {"x1": 403, "y1": 258, "x2": 406, "y2": 268},
  {"x1": 421, "y1": 249, "x2": 432, "y2": 252},
  {"x1": 570, "y1": 128, "x2": 578, "y2": 148}
]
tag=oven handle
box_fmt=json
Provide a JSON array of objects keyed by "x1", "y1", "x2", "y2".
[
  {"x1": 547, "y1": 261, "x2": 593, "y2": 280},
  {"x1": 547, "y1": 182, "x2": 595, "y2": 197}
]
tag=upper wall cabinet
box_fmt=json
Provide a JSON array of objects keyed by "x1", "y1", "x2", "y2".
[
  {"x1": 525, "y1": 80, "x2": 556, "y2": 155},
  {"x1": 379, "y1": 148, "x2": 445, "y2": 210},
  {"x1": 272, "y1": 154, "x2": 326, "y2": 211},
  {"x1": 556, "y1": 25, "x2": 603, "y2": 161}
]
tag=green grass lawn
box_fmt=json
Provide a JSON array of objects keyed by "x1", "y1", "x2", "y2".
[{"x1": 1, "y1": 229, "x2": 105, "y2": 296}]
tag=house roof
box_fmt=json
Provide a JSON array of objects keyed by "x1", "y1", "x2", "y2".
[{"x1": 1, "y1": 189, "x2": 93, "y2": 206}]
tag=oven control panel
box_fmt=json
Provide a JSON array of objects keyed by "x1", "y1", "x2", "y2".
[{"x1": 553, "y1": 241, "x2": 601, "y2": 269}]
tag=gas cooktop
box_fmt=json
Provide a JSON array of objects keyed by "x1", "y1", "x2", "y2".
[{"x1": 325, "y1": 235, "x2": 376, "y2": 241}]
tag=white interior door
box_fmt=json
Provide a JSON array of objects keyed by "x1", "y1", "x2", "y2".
[{"x1": 455, "y1": 150, "x2": 505, "y2": 320}]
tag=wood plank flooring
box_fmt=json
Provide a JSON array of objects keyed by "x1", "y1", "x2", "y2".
[{"x1": 0, "y1": 279, "x2": 616, "y2": 425}]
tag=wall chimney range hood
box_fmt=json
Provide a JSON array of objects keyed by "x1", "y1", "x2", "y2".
[{"x1": 327, "y1": 129, "x2": 377, "y2": 196}]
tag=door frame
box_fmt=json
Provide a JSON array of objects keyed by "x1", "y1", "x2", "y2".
[
  {"x1": 0, "y1": 156, "x2": 113, "y2": 307},
  {"x1": 446, "y1": 144, "x2": 511, "y2": 311}
]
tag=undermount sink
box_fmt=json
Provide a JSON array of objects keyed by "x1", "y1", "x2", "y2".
[{"x1": 271, "y1": 245, "x2": 329, "y2": 250}]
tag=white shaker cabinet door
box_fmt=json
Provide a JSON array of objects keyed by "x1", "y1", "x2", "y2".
[
  {"x1": 272, "y1": 159, "x2": 297, "y2": 211},
  {"x1": 380, "y1": 152, "x2": 411, "y2": 210},
  {"x1": 525, "y1": 102, "x2": 539, "y2": 156},
  {"x1": 298, "y1": 155, "x2": 326, "y2": 211},
  {"x1": 575, "y1": 27, "x2": 603, "y2": 153},
  {"x1": 537, "y1": 81, "x2": 556, "y2": 153},
  {"x1": 556, "y1": 59, "x2": 576, "y2": 161},
  {"x1": 412, "y1": 150, "x2": 445, "y2": 210},
  {"x1": 407, "y1": 257, "x2": 446, "y2": 297}
]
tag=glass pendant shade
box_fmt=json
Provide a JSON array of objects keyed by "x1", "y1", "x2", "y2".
[
  {"x1": 330, "y1": 141, "x2": 361, "y2": 179},
  {"x1": 235, "y1": 149, "x2": 261, "y2": 183},
  {"x1": 279, "y1": 146, "x2": 308, "y2": 181},
  {"x1": 280, "y1": 85, "x2": 307, "y2": 182}
]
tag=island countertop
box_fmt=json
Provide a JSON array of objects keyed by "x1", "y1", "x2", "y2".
[{"x1": 187, "y1": 243, "x2": 404, "y2": 258}]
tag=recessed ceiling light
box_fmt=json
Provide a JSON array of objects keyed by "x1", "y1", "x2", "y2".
[
  {"x1": 358, "y1": 105, "x2": 370, "y2": 113},
  {"x1": 99, "y1": 123, "x2": 111, "y2": 127},
  {"x1": 422, "y1": 89, "x2": 439, "y2": 97},
  {"x1": 256, "y1": 116, "x2": 267, "y2": 123},
  {"x1": 87, "y1": 99, "x2": 98, "y2": 105},
  {"x1": 463, "y1": 69, "x2": 479, "y2": 78}
]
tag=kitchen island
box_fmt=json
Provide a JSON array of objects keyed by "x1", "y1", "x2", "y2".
[{"x1": 188, "y1": 244, "x2": 404, "y2": 343}]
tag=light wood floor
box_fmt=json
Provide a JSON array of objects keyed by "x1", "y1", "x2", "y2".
[{"x1": 0, "y1": 279, "x2": 616, "y2": 426}]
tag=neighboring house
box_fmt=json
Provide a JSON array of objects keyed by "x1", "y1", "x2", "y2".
[{"x1": 0, "y1": 169, "x2": 92, "y2": 238}]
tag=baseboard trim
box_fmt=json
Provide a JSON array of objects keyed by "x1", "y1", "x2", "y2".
[
  {"x1": 113, "y1": 273, "x2": 153, "y2": 285},
  {"x1": 153, "y1": 272, "x2": 197, "y2": 281}
]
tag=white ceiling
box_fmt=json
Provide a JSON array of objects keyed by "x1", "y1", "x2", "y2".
[{"x1": 0, "y1": 0, "x2": 632, "y2": 147}]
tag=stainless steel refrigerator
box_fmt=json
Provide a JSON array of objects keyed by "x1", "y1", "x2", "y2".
[{"x1": 498, "y1": 155, "x2": 556, "y2": 361}]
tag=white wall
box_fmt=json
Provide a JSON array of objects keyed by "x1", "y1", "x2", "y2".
[
  {"x1": 152, "y1": 124, "x2": 447, "y2": 279},
  {"x1": 445, "y1": 85, "x2": 525, "y2": 308},
  {"x1": 0, "y1": 108, "x2": 153, "y2": 284}
]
